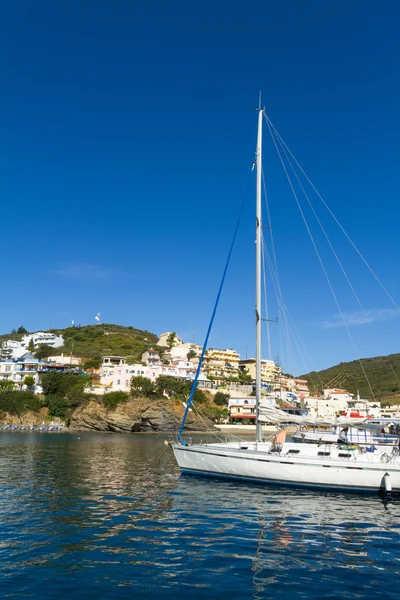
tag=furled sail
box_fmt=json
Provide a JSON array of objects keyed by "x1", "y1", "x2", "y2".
[{"x1": 258, "y1": 402, "x2": 367, "y2": 428}]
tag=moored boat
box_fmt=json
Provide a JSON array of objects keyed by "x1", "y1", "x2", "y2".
[{"x1": 172, "y1": 103, "x2": 400, "y2": 494}]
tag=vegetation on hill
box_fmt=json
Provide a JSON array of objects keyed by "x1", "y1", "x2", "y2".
[
  {"x1": 48, "y1": 324, "x2": 159, "y2": 362},
  {"x1": 0, "y1": 323, "x2": 159, "y2": 363},
  {"x1": 301, "y1": 353, "x2": 400, "y2": 402}
]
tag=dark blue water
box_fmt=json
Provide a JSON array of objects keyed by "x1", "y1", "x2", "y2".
[{"x1": 1, "y1": 433, "x2": 400, "y2": 599}]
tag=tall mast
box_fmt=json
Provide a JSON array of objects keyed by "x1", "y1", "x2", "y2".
[{"x1": 256, "y1": 106, "x2": 264, "y2": 443}]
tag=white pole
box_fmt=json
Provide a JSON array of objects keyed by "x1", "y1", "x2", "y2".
[{"x1": 256, "y1": 106, "x2": 264, "y2": 443}]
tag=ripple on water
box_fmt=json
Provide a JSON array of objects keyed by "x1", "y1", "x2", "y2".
[{"x1": 1, "y1": 432, "x2": 400, "y2": 599}]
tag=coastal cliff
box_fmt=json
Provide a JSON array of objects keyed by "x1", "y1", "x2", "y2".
[
  {"x1": 0, "y1": 397, "x2": 211, "y2": 432},
  {"x1": 67, "y1": 398, "x2": 210, "y2": 432}
]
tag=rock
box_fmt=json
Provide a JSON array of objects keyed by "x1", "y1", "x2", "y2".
[{"x1": 68, "y1": 397, "x2": 212, "y2": 433}]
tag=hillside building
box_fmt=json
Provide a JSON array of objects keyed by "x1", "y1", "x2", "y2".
[{"x1": 239, "y1": 358, "x2": 281, "y2": 384}]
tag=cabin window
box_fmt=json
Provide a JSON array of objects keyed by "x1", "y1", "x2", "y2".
[
  {"x1": 317, "y1": 451, "x2": 331, "y2": 456},
  {"x1": 338, "y1": 453, "x2": 351, "y2": 458},
  {"x1": 288, "y1": 449, "x2": 300, "y2": 454}
]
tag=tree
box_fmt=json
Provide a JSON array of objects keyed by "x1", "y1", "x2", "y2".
[
  {"x1": 34, "y1": 344, "x2": 54, "y2": 360},
  {"x1": 45, "y1": 395, "x2": 68, "y2": 418},
  {"x1": 0, "y1": 380, "x2": 14, "y2": 391},
  {"x1": 83, "y1": 358, "x2": 101, "y2": 370},
  {"x1": 23, "y1": 376, "x2": 35, "y2": 389},
  {"x1": 27, "y1": 338, "x2": 35, "y2": 352},
  {"x1": 17, "y1": 326, "x2": 28, "y2": 334},
  {"x1": 41, "y1": 372, "x2": 87, "y2": 397},
  {"x1": 187, "y1": 349, "x2": 197, "y2": 360},
  {"x1": 238, "y1": 368, "x2": 252, "y2": 383},
  {"x1": 155, "y1": 375, "x2": 188, "y2": 400},
  {"x1": 0, "y1": 390, "x2": 41, "y2": 416},
  {"x1": 130, "y1": 376, "x2": 155, "y2": 398},
  {"x1": 11, "y1": 329, "x2": 17, "y2": 335},
  {"x1": 166, "y1": 332, "x2": 177, "y2": 348},
  {"x1": 0, "y1": 342, "x2": 13, "y2": 361},
  {"x1": 214, "y1": 391, "x2": 230, "y2": 406}
]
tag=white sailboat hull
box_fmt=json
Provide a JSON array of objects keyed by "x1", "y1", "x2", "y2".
[{"x1": 173, "y1": 442, "x2": 400, "y2": 493}]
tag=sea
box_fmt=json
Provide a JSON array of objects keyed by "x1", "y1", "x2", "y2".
[{"x1": 1, "y1": 432, "x2": 400, "y2": 600}]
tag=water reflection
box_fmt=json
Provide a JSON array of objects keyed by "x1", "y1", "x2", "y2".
[{"x1": 0, "y1": 432, "x2": 400, "y2": 599}]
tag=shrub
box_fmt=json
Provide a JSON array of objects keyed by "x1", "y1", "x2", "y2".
[
  {"x1": 0, "y1": 391, "x2": 41, "y2": 415},
  {"x1": 214, "y1": 391, "x2": 230, "y2": 406},
  {"x1": 104, "y1": 391, "x2": 129, "y2": 411},
  {"x1": 130, "y1": 376, "x2": 155, "y2": 398},
  {"x1": 192, "y1": 387, "x2": 208, "y2": 404},
  {"x1": 23, "y1": 376, "x2": 36, "y2": 388},
  {"x1": 41, "y1": 372, "x2": 87, "y2": 397},
  {"x1": 83, "y1": 358, "x2": 101, "y2": 370},
  {"x1": 46, "y1": 395, "x2": 69, "y2": 418},
  {"x1": 34, "y1": 344, "x2": 55, "y2": 360}
]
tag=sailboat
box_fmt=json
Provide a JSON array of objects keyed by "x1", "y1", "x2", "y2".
[{"x1": 172, "y1": 106, "x2": 400, "y2": 494}]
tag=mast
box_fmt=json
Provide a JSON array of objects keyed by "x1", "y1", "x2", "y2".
[{"x1": 256, "y1": 105, "x2": 264, "y2": 443}]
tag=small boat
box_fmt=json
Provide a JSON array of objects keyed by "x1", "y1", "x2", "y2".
[{"x1": 172, "y1": 104, "x2": 400, "y2": 494}]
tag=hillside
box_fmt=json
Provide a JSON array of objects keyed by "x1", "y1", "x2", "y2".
[
  {"x1": 301, "y1": 353, "x2": 400, "y2": 402},
  {"x1": 0, "y1": 324, "x2": 159, "y2": 363}
]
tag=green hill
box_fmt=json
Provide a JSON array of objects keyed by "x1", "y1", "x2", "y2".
[
  {"x1": 301, "y1": 353, "x2": 400, "y2": 402},
  {"x1": 0, "y1": 324, "x2": 159, "y2": 364}
]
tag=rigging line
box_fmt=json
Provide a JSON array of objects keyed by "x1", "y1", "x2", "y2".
[
  {"x1": 262, "y1": 247, "x2": 308, "y2": 387},
  {"x1": 177, "y1": 170, "x2": 251, "y2": 441},
  {"x1": 261, "y1": 168, "x2": 296, "y2": 375},
  {"x1": 261, "y1": 235, "x2": 272, "y2": 359},
  {"x1": 279, "y1": 302, "x2": 319, "y2": 392},
  {"x1": 265, "y1": 116, "x2": 376, "y2": 400},
  {"x1": 284, "y1": 307, "x2": 325, "y2": 390},
  {"x1": 262, "y1": 240, "x2": 288, "y2": 371},
  {"x1": 189, "y1": 403, "x2": 227, "y2": 442},
  {"x1": 261, "y1": 166, "x2": 283, "y2": 308},
  {"x1": 276, "y1": 135, "x2": 400, "y2": 386},
  {"x1": 262, "y1": 231, "x2": 297, "y2": 376},
  {"x1": 190, "y1": 401, "x2": 244, "y2": 442},
  {"x1": 262, "y1": 240, "x2": 295, "y2": 376},
  {"x1": 264, "y1": 114, "x2": 400, "y2": 315}
]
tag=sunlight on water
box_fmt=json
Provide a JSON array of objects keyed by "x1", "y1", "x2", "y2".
[{"x1": 0, "y1": 432, "x2": 400, "y2": 599}]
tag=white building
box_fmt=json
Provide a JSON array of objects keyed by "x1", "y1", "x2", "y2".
[
  {"x1": 0, "y1": 357, "x2": 42, "y2": 391},
  {"x1": 22, "y1": 332, "x2": 64, "y2": 349},
  {"x1": 228, "y1": 395, "x2": 277, "y2": 422},
  {"x1": 1, "y1": 340, "x2": 27, "y2": 359},
  {"x1": 1, "y1": 332, "x2": 64, "y2": 360},
  {"x1": 157, "y1": 332, "x2": 183, "y2": 348},
  {"x1": 48, "y1": 354, "x2": 81, "y2": 366}
]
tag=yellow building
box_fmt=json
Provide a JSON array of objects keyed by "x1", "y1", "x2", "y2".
[
  {"x1": 239, "y1": 358, "x2": 281, "y2": 383},
  {"x1": 203, "y1": 348, "x2": 240, "y2": 383}
]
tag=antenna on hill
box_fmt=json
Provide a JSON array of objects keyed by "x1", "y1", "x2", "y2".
[{"x1": 95, "y1": 313, "x2": 100, "y2": 324}]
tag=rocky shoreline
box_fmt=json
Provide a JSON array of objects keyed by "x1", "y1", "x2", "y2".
[{"x1": 0, "y1": 397, "x2": 212, "y2": 433}]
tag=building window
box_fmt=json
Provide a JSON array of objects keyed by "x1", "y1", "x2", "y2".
[
  {"x1": 125, "y1": 380, "x2": 129, "y2": 387},
  {"x1": 117, "y1": 380, "x2": 120, "y2": 385}
]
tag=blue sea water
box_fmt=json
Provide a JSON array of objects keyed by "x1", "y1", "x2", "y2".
[{"x1": 1, "y1": 432, "x2": 400, "y2": 599}]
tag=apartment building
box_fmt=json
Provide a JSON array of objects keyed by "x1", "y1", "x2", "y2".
[{"x1": 239, "y1": 358, "x2": 281, "y2": 384}]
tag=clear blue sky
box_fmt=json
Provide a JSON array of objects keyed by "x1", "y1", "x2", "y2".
[{"x1": 1, "y1": 0, "x2": 400, "y2": 374}]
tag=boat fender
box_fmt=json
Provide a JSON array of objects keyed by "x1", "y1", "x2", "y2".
[{"x1": 383, "y1": 472, "x2": 392, "y2": 495}]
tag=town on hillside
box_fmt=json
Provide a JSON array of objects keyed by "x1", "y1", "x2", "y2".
[{"x1": 0, "y1": 328, "x2": 398, "y2": 422}]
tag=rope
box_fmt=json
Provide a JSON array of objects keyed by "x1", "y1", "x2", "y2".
[
  {"x1": 264, "y1": 114, "x2": 376, "y2": 400},
  {"x1": 274, "y1": 132, "x2": 400, "y2": 388},
  {"x1": 177, "y1": 172, "x2": 251, "y2": 441},
  {"x1": 265, "y1": 114, "x2": 400, "y2": 314}
]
